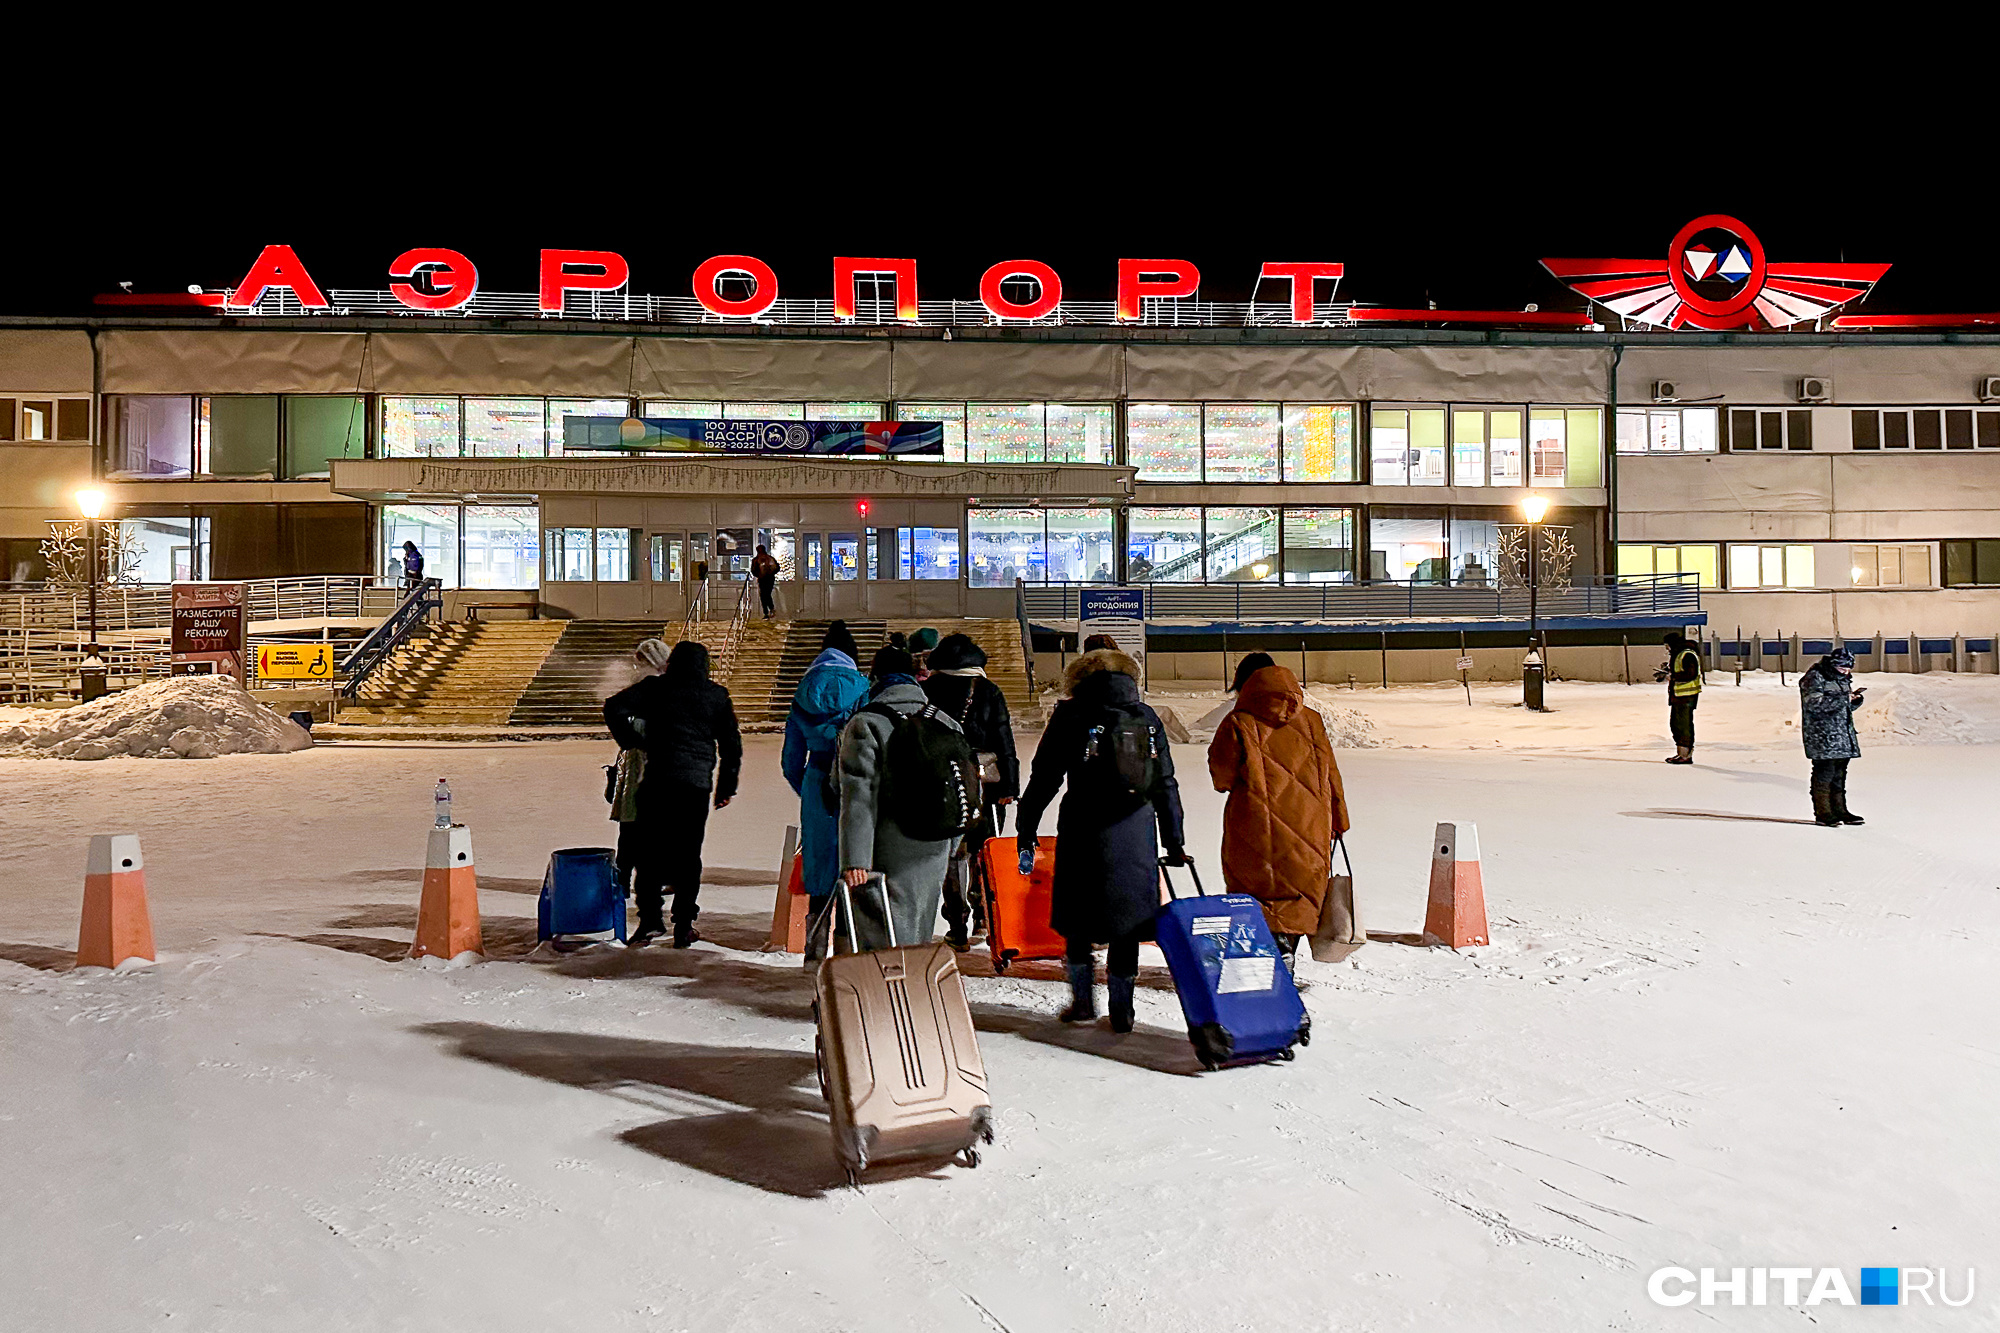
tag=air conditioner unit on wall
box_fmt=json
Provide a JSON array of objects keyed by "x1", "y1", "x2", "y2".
[
  {"x1": 1651, "y1": 381, "x2": 1680, "y2": 403},
  {"x1": 1798, "y1": 377, "x2": 1833, "y2": 403},
  {"x1": 1980, "y1": 376, "x2": 2000, "y2": 403}
]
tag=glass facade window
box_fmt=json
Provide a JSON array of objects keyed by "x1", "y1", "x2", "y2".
[
  {"x1": 1728, "y1": 543, "x2": 1815, "y2": 589},
  {"x1": 1204, "y1": 508, "x2": 1279, "y2": 581},
  {"x1": 1531, "y1": 409, "x2": 1566, "y2": 482},
  {"x1": 383, "y1": 504, "x2": 461, "y2": 587},
  {"x1": 714, "y1": 527, "x2": 753, "y2": 579},
  {"x1": 649, "y1": 533, "x2": 683, "y2": 583},
  {"x1": 594, "y1": 528, "x2": 636, "y2": 581},
  {"x1": 382, "y1": 397, "x2": 460, "y2": 457},
  {"x1": 545, "y1": 528, "x2": 593, "y2": 582},
  {"x1": 1617, "y1": 407, "x2": 1719, "y2": 454},
  {"x1": 968, "y1": 404, "x2": 1043, "y2": 463},
  {"x1": 1617, "y1": 543, "x2": 1720, "y2": 588},
  {"x1": 1371, "y1": 409, "x2": 1409, "y2": 485},
  {"x1": 118, "y1": 517, "x2": 201, "y2": 583},
  {"x1": 1850, "y1": 544, "x2": 1931, "y2": 588},
  {"x1": 462, "y1": 506, "x2": 539, "y2": 588},
  {"x1": 1278, "y1": 508, "x2": 1355, "y2": 583},
  {"x1": 829, "y1": 532, "x2": 859, "y2": 581},
  {"x1": 801, "y1": 533, "x2": 823, "y2": 581},
  {"x1": 105, "y1": 395, "x2": 195, "y2": 477},
  {"x1": 1127, "y1": 507, "x2": 1203, "y2": 582},
  {"x1": 910, "y1": 526, "x2": 960, "y2": 580},
  {"x1": 1128, "y1": 403, "x2": 1201, "y2": 480},
  {"x1": 1451, "y1": 409, "x2": 1487, "y2": 487},
  {"x1": 548, "y1": 400, "x2": 629, "y2": 457},
  {"x1": 465, "y1": 399, "x2": 544, "y2": 456},
  {"x1": 1280, "y1": 404, "x2": 1356, "y2": 482},
  {"x1": 894, "y1": 404, "x2": 967, "y2": 462},
  {"x1": 284, "y1": 396, "x2": 366, "y2": 479},
  {"x1": 207, "y1": 397, "x2": 280, "y2": 477},
  {"x1": 1372, "y1": 509, "x2": 1449, "y2": 582},
  {"x1": 724, "y1": 402, "x2": 804, "y2": 420},
  {"x1": 1203, "y1": 404, "x2": 1281, "y2": 482},
  {"x1": 643, "y1": 400, "x2": 723, "y2": 418},
  {"x1": 756, "y1": 527, "x2": 797, "y2": 579},
  {"x1": 1943, "y1": 540, "x2": 2000, "y2": 586},
  {"x1": 1489, "y1": 410, "x2": 1523, "y2": 485},
  {"x1": 1047, "y1": 404, "x2": 1115, "y2": 463},
  {"x1": 866, "y1": 528, "x2": 906, "y2": 580},
  {"x1": 1046, "y1": 509, "x2": 1116, "y2": 583},
  {"x1": 1370, "y1": 408, "x2": 1446, "y2": 486},
  {"x1": 969, "y1": 508, "x2": 1045, "y2": 587},
  {"x1": 806, "y1": 402, "x2": 881, "y2": 421}
]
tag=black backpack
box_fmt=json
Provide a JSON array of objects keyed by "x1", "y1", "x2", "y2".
[
  {"x1": 1084, "y1": 707, "x2": 1162, "y2": 797},
  {"x1": 868, "y1": 702, "x2": 980, "y2": 840}
]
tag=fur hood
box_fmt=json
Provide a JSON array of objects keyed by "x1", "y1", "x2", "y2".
[{"x1": 1063, "y1": 648, "x2": 1142, "y2": 695}]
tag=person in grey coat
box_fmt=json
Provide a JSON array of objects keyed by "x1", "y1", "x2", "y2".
[
  {"x1": 1800, "y1": 647, "x2": 1867, "y2": 827},
  {"x1": 835, "y1": 646, "x2": 961, "y2": 951}
]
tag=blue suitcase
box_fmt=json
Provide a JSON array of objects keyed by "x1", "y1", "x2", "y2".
[
  {"x1": 538, "y1": 846, "x2": 626, "y2": 943},
  {"x1": 1154, "y1": 858, "x2": 1309, "y2": 1069}
]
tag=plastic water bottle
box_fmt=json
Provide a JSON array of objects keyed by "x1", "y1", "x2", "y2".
[{"x1": 433, "y1": 778, "x2": 452, "y2": 829}]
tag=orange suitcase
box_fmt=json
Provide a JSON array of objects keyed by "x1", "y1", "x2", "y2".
[{"x1": 978, "y1": 835, "x2": 1068, "y2": 972}]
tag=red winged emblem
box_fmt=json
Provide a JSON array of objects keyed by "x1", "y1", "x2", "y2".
[{"x1": 1542, "y1": 215, "x2": 1889, "y2": 331}]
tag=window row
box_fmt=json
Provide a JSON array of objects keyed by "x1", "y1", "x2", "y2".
[
  {"x1": 106, "y1": 504, "x2": 370, "y2": 579},
  {"x1": 106, "y1": 396, "x2": 369, "y2": 480},
  {"x1": 1120, "y1": 404, "x2": 1357, "y2": 482},
  {"x1": 1369, "y1": 407, "x2": 1603, "y2": 487},
  {"x1": 383, "y1": 397, "x2": 629, "y2": 458},
  {"x1": 1616, "y1": 407, "x2": 1719, "y2": 454},
  {"x1": 1, "y1": 394, "x2": 90, "y2": 442},
  {"x1": 379, "y1": 504, "x2": 542, "y2": 588},
  {"x1": 892, "y1": 403, "x2": 1116, "y2": 466},
  {"x1": 1852, "y1": 408, "x2": 2000, "y2": 451},
  {"x1": 1618, "y1": 542, "x2": 1937, "y2": 589}
]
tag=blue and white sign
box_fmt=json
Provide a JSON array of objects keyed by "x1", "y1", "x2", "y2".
[{"x1": 1079, "y1": 586, "x2": 1146, "y2": 681}]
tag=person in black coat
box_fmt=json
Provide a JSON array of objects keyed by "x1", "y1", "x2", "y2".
[
  {"x1": 603, "y1": 640, "x2": 743, "y2": 947},
  {"x1": 921, "y1": 632, "x2": 1020, "y2": 950},
  {"x1": 1016, "y1": 648, "x2": 1185, "y2": 1034}
]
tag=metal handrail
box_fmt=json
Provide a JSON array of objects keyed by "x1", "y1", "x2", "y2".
[
  {"x1": 709, "y1": 580, "x2": 753, "y2": 682},
  {"x1": 1014, "y1": 577, "x2": 1036, "y2": 693},
  {"x1": 339, "y1": 579, "x2": 442, "y2": 697},
  {"x1": 1021, "y1": 573, "x2": 1701, "y2": 623}
]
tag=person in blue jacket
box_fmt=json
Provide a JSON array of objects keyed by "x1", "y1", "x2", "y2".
[{"x1": 782, "y1": 620, "x2": 869, "y2": 959}]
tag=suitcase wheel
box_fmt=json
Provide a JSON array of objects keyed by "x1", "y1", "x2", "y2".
[
  {"x1": 992, "y1": 955, "x2": 1010, "y2": 974},
  {"x1": 1279, "y1": 1047, "x2": 1296, "y2": 1062},
  {"x1": 961, "y1": 1147, "x2": 981, "y2": 1169},
  {"x1": 846, "y1": 1169, "x2": 861, "y2": 1188},
  {"x1": 1296, "y1": 1021, "x2": 1312, "y2": 1048}
]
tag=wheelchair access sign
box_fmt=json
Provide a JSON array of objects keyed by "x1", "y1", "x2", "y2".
[{"x1": 255, "y1": 643, "x2": 336, "y2": 679}]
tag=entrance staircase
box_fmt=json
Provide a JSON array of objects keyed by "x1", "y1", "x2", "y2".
[
  {"x1": 340, "y1": 621, "x2": 565, "y2": 726},
  {"x1": 731, "y1": 619, "x2": 1035, "y2": 726},
  {"x1": 507, "y1": 621, "x2": 670, "y2": 726}
]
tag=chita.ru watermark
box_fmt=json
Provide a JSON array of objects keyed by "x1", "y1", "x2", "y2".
[{"x1": 1647, "y1": 1266, "x2": 1975, "y2": 1308}]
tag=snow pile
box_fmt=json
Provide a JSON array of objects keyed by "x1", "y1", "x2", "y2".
[
  {"x1": 1179, "y1": 690, "x2": 1382, "y2": 750},
  {"x1": 0, "y1": 676, "x2": 312, "y2": 760}
]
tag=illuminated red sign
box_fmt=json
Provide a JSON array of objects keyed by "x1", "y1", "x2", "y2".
[{"x1": 1542, "y1": 216, "x2": 1890, "y2": 331}]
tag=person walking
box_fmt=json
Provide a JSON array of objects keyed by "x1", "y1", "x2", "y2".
[
  {"x1": 1801, "y1": 647, "x2": 1867, "y2": 827},
  {"x1": 751, "y1": 545, "x2": 781, "y2": 619},
  {"x1": 607, "y1": 639, "x2": 672, "y2": 896},
  {"x1": 836, "y1": 646, "x2": 962, "y2": 951},
  {"x1": 1016, "y1": 647, "x2": 1186, "y2": 1034},
  {"x1": 399, "y1": 540, "x2": 425, "y2": 591},
  {"x1": 782, "y1": 621, "x2": 870, "y2": 959},
  {"x1": 604, "y1": 640, "x2": 743, "y2": 947},
  {"x1": 922, "y1": 632, "x2": 1020, "y2": 951},
  {"x1": 1207, "y1": 655, "x2": 1350, "y2": 963},
  {"x1": 1661, "y1": 630, "x2": 1703, "y2": 764}
]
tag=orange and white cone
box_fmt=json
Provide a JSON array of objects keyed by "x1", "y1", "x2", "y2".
[
  {"x1": 765, "y1": 825, "x2": 809, "y2": 953},
  {"x1": 412, "y1": 824, "x2": 483, "y2": 962},
  {"x1": 1422, "y1": 821, "x2": 1490, "y2": 948},
  {"x1": 78, "y1": 834, "x2": 154, "y2": 969}
]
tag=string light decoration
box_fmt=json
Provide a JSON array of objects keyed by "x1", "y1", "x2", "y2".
[{"x1": 41, "y1": 520, "x2": 141, "y2": 586}]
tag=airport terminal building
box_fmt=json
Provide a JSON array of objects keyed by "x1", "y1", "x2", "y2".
[{"x1": 6, "y1": 225, "x2": 2000, "y2": 683}]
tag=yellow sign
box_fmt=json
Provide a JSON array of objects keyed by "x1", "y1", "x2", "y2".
[{"x1": 255, "y1": 643, "x2": 335, "y2": 679}]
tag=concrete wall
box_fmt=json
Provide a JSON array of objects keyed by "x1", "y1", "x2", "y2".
[{"x1": 0, "y1": 445, "x2": 93, "y2": 538}]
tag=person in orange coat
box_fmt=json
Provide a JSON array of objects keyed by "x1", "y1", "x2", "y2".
[{"x1": 1207, "y1": 654, "x2": 1350, "y2": 959}]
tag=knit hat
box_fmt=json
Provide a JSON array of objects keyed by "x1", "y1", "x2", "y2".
[
  {"x1": 908, "y1": 627, "x2": 940, "y2": 654},
  {"x1": 634, "y1": 638, "x2": 671, "y2": 672},
  {"x1": 1827, "y1": 647, "x2": 1856, "y2": 669}
]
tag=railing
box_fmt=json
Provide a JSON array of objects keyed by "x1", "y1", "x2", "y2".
[
  {"x1": 708, "y1": 581, "x2": 753, "y2": 682},
  {"x1": 339, "y1": 579, "x2": 443, "y2": 697},
  {"x1": 0, "y1": 576, "x2": 393, "y2": 634},
  {"x1": 1022, "y1": 573, "x2": 1702, "y2": 624},
  {"x1": 1013, "y1": 577, "x2": 1036, "y2": 692}
]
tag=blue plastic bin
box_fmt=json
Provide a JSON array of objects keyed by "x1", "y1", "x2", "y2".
[{"x1": 538, "y1": 846, "x2": 625, "y2": 942}]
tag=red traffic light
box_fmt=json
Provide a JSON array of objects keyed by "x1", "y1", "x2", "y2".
[{"x1": 857, "y1": 499, "x2": 871, "y2": 519}]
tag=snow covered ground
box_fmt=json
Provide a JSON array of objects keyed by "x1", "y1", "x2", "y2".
[{"x1": 4, "y1": 677, "x2": 2000, "y2": 1329}]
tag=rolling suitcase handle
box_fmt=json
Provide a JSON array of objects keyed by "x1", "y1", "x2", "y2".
[
  {"x1": 829, "y1": 871, "x2": 899, "y2": 956},
  {"x1": 1156, "y1": 855, "x2": 1210, "y2": 900}
]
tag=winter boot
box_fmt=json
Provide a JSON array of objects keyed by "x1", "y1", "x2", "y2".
[
  {"x1": 1665, "y1": 746, "x2": 1693, "y2": 765},
  {"x1": 1060, "y1": 963, "x2": 1097, "y2": 1023},
  {"x1": 1811, "y1": 785, "x2": 1841, "y2": 827},
  {"x1": 1833, "y1": 782, "x2": 1865, "y2": 826},
  {"x1": 630, "y1": 921, "x2": 666, "y2": 948},
  {"x1": 1107, "y1": 974, "x2": 1136, "y2": 1034},
  {"x1": 672, "y1": 919, "x2": 702, "y2": 949}
]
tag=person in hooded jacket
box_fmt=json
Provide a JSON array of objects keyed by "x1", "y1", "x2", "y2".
[
  {"x1": 835, "y1": 646, "x2": 962, "y2": 951},
  {"x1": 782, "y1": 621, "x2": 870, "y2": 959},
  {"x1": 1800, "y1": 647, "x2": 1867, "y2": 827},
  {"x1": 604, "y1": 640, "x2": 742, "y2": 947},
  {"x1": 1208, "y1": 654, "x2": 1350, "y2": 960},
  {"x1": 922, "y1": 631, "x2": 1020, "y2": 950},
  {"x1": 1017, "y1": 648, "x2": 1186, "y2": 1034}
]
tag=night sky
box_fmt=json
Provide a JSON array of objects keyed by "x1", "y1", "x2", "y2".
[{"x1": 16, "y1": 109, "x2": 1989, "y2": 320}]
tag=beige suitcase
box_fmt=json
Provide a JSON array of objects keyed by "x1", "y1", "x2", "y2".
[{"x1": 814, "y1": 874, "x2": 993, "y2": 1184}]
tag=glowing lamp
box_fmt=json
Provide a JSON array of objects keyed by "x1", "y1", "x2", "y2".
[
  {"x1": 75, "y1": 488, "x2": 106, "y2": 519},
  {"x1": 1519, "y1": 494, "x2": 1550, "y2": 524},
  {"x1": 1252, "y1": 561, "x2": 1271, "y2": 578}
]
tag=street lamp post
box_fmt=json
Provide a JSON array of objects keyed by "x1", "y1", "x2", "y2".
[
  {"x1": 1519, "y1": 494, "x2": 1549, "y2": 712},
  {"x1": 75, "y1": 488, "x2": 106, "y2": 701}
]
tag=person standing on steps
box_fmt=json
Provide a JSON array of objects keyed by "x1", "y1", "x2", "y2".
[
  {"x1": 750, "y1": 545, "x2": 781, "y2": 619},
  {"x1": 604, "y1": 640, "x2": 743, "y2": 948},
  {"x1": 1207, "y1": 655, "x2": 1349, "y2": 965},
  {"x1": 782, "y1": 621, "x2": 870, "y2": 960},
  {"x1": 1660, "y1": 630, "x2": 1703, "y2": 764},
  {"x1": 1016, "y1": 648, "x2": 1185, "y2": 1035},
  {"x1": 922, "y1": 632, "x2": 1020, "y2": 951},
  {"x1": 1800, "y1": 647, "x2": 1867, "y2": 827},
  {"x1": 400, "y1": 540, "x2": 425, "y2": 592}
]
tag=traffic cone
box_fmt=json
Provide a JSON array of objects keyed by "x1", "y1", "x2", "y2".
[
  {"x1": 78, "y1": 834, "x2": 154, "y2": 969},
  {"x1": 764, "y1": 825, "x2": 808, "y2": 953},
  {"x1": 412, "y1": 824, "x2": 483, "y2": 961},
  {"x1": 1422, "y1": 821, "x2": 1491, "y2": 948}
]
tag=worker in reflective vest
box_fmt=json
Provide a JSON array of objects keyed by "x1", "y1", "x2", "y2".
[{"x1": 1660, "y1": 631, "x2": 1703, "y2": 764}]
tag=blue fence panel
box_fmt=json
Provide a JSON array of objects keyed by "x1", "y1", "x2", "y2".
[
  {"x1": 1968, "y1": 639, "x2": 1994, "y2": 653},
  {"x1": 1919, "y1": 639, "x2": 1953, "y2": 654}
]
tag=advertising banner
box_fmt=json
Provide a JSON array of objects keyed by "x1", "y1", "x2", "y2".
[
  {"x1": 1079, "y1": 587, "x2": 1146, "y2": 682},
  {"x1": 561, "y1": 416, "x2": 945, "y2": 457},
  {"x1": 255, "y1": 643, "x2": 336, "y2": 680},
  {"x1": 170, "y1": 582, "x2": 247, "y2": 683}
]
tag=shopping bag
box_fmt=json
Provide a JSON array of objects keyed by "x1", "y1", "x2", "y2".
[{"x1": 1309, "y1": 837, "x2": 1364, "y2": 963}]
